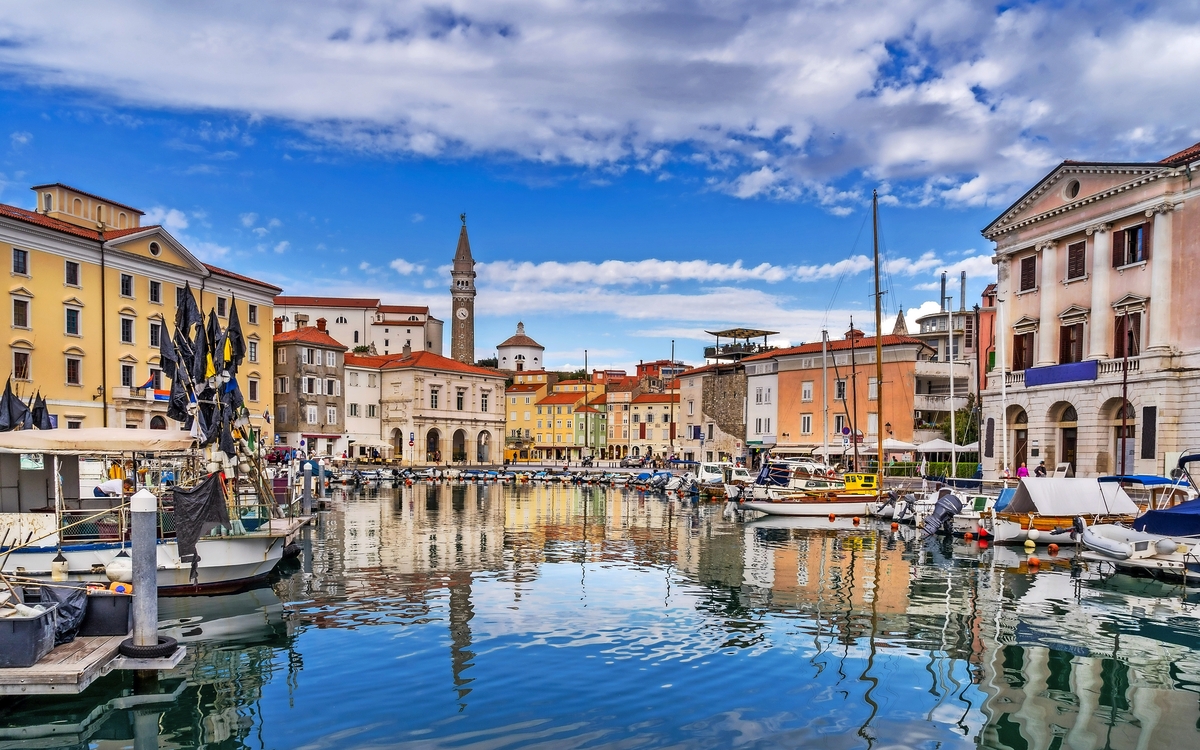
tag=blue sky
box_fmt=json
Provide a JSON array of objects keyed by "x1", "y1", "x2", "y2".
[{"x1": 2, "y1": 1, "x2": 1197, "y2": 371}]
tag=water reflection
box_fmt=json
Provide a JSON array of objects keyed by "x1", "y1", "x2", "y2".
[{"x1": 0, "y1": 483, "x2": 1197, "y2": 749}]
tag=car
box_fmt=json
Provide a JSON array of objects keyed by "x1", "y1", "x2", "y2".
[
  {"x1": 580, "y1": 456, "x2": 595, "y2": 467},
  {"x1": 619, "y1": 456, "x2": 645, "y2": 468}
]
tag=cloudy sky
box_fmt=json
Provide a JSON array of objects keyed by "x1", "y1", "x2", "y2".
[{"x1": 1, "y1": 1, "x2": 1197, "y2": 370}]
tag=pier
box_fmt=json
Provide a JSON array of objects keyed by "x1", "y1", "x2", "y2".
[{"x1": 0, "y1": 635, "x2": 184, "y2": 696}]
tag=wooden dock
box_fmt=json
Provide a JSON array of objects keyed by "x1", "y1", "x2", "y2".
[{"x1": 0, "y1": 636, "x2": 185, "y2": 696}]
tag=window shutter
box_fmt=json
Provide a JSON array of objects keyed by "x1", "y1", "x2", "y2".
[
  {"x1": 1112, "y1": 229, "x2": 1126, "y2": 267},
  {"x1": 1140, "y1": 221, "x2": 1152, "y2": 262},
  {"x1": 1140, "y1": 407, "x2": 1156, "y2": 460},
  {"x1": 985, "y1": 418, "x2": 995, "y2": 458},
  {"x1": 639, "y1": 423, "x2": 646, "y2": 439},
  {"x1": 1020, "y1": 256, "x2": 1036, "y2": 290},
  {"x1": 1059, "y1": 326, "x2": 1070, "y2": 364},
  {"x1": 1067, "y1": 242, "x2": 1085, "y2": 279},
  {"x1": 1114, "y1": 315, "x2": 1125, "y2": 359}
]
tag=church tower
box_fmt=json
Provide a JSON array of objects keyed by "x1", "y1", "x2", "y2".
[{"x1": 450, "y1": 213, "x2": 477, "y2": 363}]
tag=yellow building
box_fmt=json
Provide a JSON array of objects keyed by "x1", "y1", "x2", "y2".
[
  {"x1": 1, "y1": 183, "x2": 279, "y2": 436},
  {"x1": 504, "y1": 370, "x2": 555, "y2": 462}
]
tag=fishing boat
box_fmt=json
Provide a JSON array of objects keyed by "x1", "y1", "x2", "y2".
[
  {"x1": 981, "y1": 477, "x2": 1139, "y2": 544},
  {"x1": 739, "y1": 472, "x2": 880, "y2": 516}
]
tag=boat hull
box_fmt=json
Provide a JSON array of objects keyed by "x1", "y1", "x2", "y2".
[
  {"x1": 986, "y1": 513, "x2": 1136, "y2": 544},
  {"x1": 741, "y1": 498, "x2": 874, "y2": 517}
]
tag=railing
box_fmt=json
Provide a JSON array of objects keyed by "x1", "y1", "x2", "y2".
[
  {"x1": 1098, "y1": 357, "x2": 1140, "y2": 376},
  {"x1": 703, "y1": 343, "x2": 772, "y2": 359},
  {"x1": 1005, "y1": 371, "x2": 1024, "y2": 386},
  {"x1": 913, "y1": 394, "x2": 970, "y2": 412},
  {"x1": 914, "y1": 360, "x2": 972, "y2": 379}
]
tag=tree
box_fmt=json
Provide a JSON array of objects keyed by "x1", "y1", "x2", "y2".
[
  {"x1": 940, "y1": 393, "x2": 980, "y2": 445},
  {"x1": 475, "y1": 356, "x2": 498, "y2": 368}
]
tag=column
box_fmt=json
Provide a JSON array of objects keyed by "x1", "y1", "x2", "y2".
[
  {"x1": 1086, "y1": 224, "x2": 1112, "y2": 360},
  {"x1": 1147, "y1": 202, "x2": 1176, "y2": 350},
  {"x1": 1036, "y1": 241, "x2": 1058, "y2": 366}
]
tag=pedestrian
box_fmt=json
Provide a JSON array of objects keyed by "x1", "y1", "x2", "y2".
[
  {"x1": 1034, "y1": 461, "x2": 1047, "y2": 478},
  {"x1": 1017, "y1": 462, "x2": 1029, "y2": 478}
]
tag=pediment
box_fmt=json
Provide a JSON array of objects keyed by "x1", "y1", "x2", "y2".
[
  {"x1": 118, "y1": 353, "x2": 139, "y2": 363},
  {"x1": 1112, "y1": 293, "x2": 1148, "y2": 311},
  {"x1": 103, "y1": 226, "x2": 210, "y2": 276},
  {"x1": 63, "y1": 296, "x2": 85, "y2": 307},
  {"x1": 1013, "y1": 315, "x2": 1040, "y2": 332},
  {"x1": 984, "y1": 162, "x2": 1168, "y2": 239},
  {"x1": 1058, "y1": 304, "x2": 1091, "y2": 321},
  {"x1": 9, "y1": 286, "x2": 33, "y2": 298}
]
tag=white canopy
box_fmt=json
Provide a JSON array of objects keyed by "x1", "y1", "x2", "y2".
[
  {"x1": 958, "y1": 441, "x2": 980, "y2": 452},
  {"x1": 812, "y1": 445, "x2": 844, "y2": 456},
  {"x1": 0, "y1": 428, "x2": 195, "y2": 455},
  {"x1": 863, "y1": 438, "x2": 919, "y2": 451},
  {"x1": 917, "y1": 438, "x2": 960, "y2": 453},
  {"x1": 1005, "y1": 478, "x2": 1139, "y2": 516}
]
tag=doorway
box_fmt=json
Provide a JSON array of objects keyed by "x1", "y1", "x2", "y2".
[{"x1": 1061, "y1": 428, "x2": 1077, "y2": 476}]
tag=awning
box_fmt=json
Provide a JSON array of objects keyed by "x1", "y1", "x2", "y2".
[
  {"x1": 0, "y1": 427, "x2": 194, "y2": 455},
  {"x1": 862, "y1": 438, "x2": 919, "y2": 451},
  {"x1": 917, "y1": 438, "x2": 960, "y2": 453}
]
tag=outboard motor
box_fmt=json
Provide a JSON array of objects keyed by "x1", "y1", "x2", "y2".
[
  {"x1": 895, "y1": 493, "x2": 917, "y2": 522},
  {"x1": 921, "y1": 489, "x2": 963, "y2": 537},
  {"x1": 878, "y1": 490, "x2": 898, "y2": 516},
  {"x1": 1071, "y1": 516, "x2": 1086, "y2": 541}
]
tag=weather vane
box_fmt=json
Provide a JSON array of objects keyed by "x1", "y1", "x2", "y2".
[{"x1": 460, "y1": 212, "x2": 466, "y2": 226}]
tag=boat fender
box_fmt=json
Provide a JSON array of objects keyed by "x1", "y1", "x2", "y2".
[
  {"x1": 51, "y1": 552, "x2": 69, "y2": 582},
  {"x1": 1155, "y1": 539, "x2": 1177, "y2": 556},
  {"x1": 105, "y1": 552, "x2": 133, "y2": 583},
  {"x1": 1027, "y1": 528, "x2": 1041, "y2": 542}
]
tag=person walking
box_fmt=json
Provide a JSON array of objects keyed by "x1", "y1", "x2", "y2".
[
  {"x1": 1034, "y1": 461, "x2": 1047, "y2": 477},
  {"x1": 1016, "y1": 462, "x2": 1029, "y2": 478}
]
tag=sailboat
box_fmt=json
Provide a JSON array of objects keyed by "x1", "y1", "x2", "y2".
[{"x1": 740, "y1": 191, "x2": 888, "y2": 517}]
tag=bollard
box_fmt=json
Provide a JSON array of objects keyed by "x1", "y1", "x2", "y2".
[
  {"x1": 302, "y1": 465, "x2": 313, "y2": 515},
  {"x1": 317, "y1": 461, "x2": 326, "y2": 500},
  {"x1": 130, "y1": 489, "x2": 159, "y2": 649}
]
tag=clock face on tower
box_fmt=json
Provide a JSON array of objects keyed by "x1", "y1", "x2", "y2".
[{"x1": 456, "y1": 307, "x2": 469, "y2": 320}]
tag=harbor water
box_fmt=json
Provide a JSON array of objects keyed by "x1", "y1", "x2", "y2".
[{"x1": 2, "y1": 483, "x2": 1199, "y2": 748}]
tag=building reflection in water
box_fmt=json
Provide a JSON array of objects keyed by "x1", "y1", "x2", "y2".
[{"x1": 2, "y1": 484, "x2": 1197, "y2": 749}]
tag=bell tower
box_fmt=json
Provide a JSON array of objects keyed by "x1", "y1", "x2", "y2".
[{"x1": 450, "y1": 213, "x2": 477, "y2": 363}]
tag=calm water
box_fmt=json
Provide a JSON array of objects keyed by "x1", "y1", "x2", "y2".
[{"x1": 3, "y1": 484, "x2": 1200, "y2": 749}]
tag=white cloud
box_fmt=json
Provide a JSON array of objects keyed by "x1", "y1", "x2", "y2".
[
  {"x1": 143, "y1": 206, "x2": 189, "y2": 231},
  {"x1": 9, "y1": 131, "x2": 31, "y2": 148},
  {"x1": 273, "y1": 240, "x2": 290, "y2": 253},
  {"x1": 411, "y1": 213, "x2": 424, "y2": 223},
  {"x1": 1, "y1": 2, "x2": 1197, "y2": 208},
  {"x1": 267, "y1": 218, "x2": 282, "y2": 229},
  {"x1": 389, "y1": 258, "x2": 425, "y2": 275},
  {"x1": 239, "y1": 212, "x2": 257, "y2": 227},
  {"x1": 190, "y1": 240, "x2": 230, "y2": 261}
]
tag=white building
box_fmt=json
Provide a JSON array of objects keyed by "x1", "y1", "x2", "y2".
[
  {"x1": 274, "y1": 296, "x2": 444, "y2": 356},
  {"x1": 744, "y1": 359, "x2": 777, "y2": 463},
  {"x1": 495, "y1": 322, "x2": 544, "y2": 372},
  {"x1": 344, "y1": 358, "x2": 387, "y2": 459}
]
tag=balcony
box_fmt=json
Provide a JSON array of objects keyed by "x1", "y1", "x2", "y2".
[
  {"x1": 914, "y1": 394, "x2": 970, "y2": 412},
  {"x1": 111, "y1": 386, "x2": 152, "y2": 402},
  {"x1": 703, "y1": 342, "x2": 773, "y2": 360},
  {"x1": 914, "y1": 360, "x2": 972, "y2": 380}
]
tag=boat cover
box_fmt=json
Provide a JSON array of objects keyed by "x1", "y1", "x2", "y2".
[
  {"x1": 173, "y1": 472, "x2": 232, "y2": 583},
  {"x1": 1098, "y1": 474, "x2": 1180, "y2": 486},
  {"x1": 993, "y1": 488, "x2": 1017, "y2": 512},
  {"x1": 1133, "y1": 498, "x2": 1200, "y2": 537},
  {"x1": 0, "y1": 428, "x2": 194, "y2": 455},
  {"x1": 1003, "y1": 478, "x2": 1138, "y2": 516}
]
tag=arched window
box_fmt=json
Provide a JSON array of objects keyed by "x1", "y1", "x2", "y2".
[
  {"x1": 43, "y1": 193, "x2": 52, "y2": 212},
  {"x1": 96, "y1": 205, "x2": 104, "y2": 223},
  {"x1": 72, "y1": 198, "x2": 82, "y2": 215},
  {"x1": 118, "y1": 212, "x2": 128, "y2": 228},
  {"x1": 354, "y1": 331, "x2": 359, "y2": 343},
  {"x1": 335, "y1": 316, "x2": 348, "y2": 324},
  {"x1": 150, "y1": 416, "x2": 167, "y2": 430},
  {"x1": 1061, "y1": 405, "x2": 1078, "y2": 422}
]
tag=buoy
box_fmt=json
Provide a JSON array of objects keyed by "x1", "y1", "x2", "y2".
[
  {"x1": 852, "y1": 517, "x2": 861, "y2": 525},
  {"x1": 1047, "y1": 543, "x2": 1060, "y2": 556},
  {"x1": 964, "y1": 532, "x2": 973, "y2": 541},
  {"x1": 51, "y1": 552, "x2": 69, "y2": 582},
  {"x1": 829, "y1": 513, "x2": 836, "y2": 522},
  {"x1": 1027, "y1": 528, "x2": 1041, "y2": 542},
  {"x1": 978, "y1": 540, "x2": 989, "y2": 549},
  {"x1": 977, "y1": 526, "x2": 989, "y2": 538},
  {"x1": 105, "y1": 552, "x2": 133, "y2": 583},
  {"x1": 1028, "y1": 556, "x2": 1040, "y2": 568},
  {"x1": 891, "y1": 522, "x2": 899, "y2": 531},
  {"x1": 109, "y1": 581, "x2": 133, "y2": 594},
  {"x1": 1023, "y1": 539, "x2": 1036, "y2": 554}
]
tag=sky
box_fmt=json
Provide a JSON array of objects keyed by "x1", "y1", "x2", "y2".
[{"x1": 2, "y1": 1, "x2": 1198, "y2": 372}]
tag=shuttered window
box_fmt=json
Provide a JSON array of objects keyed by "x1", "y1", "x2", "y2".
[
  {"x1": 1141, "y1": 406, "x2": 1156, "y2": 460},
  {"x1": 1019, "y1": 255, "x2": 1037, "y2": 291},
  {"x1": 1012, "y1": 332, "x2": 1033, "y2": 371},
  {"x1": 1113, "y1": 223, "x2": 1151, "y2": 267},
  {"x1": 1066, "y1": 241, "x2": 1086, "y2": 280},
  {"x1": 1114, "y1": 312, "x2": 1141, "y2": 358},
  {"x1": 1059, "y1": 323, "x2": 1084, "y2": 364}
]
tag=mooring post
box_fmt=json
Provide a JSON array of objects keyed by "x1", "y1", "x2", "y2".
[
  {"x1": 302, "y1": 465, "x2": 313, "y2": 516},
  {"x1": 130, "y1": 489, "x2": 159, "y2": 649},
  {"x1": 317, "y1": 459, "x2": 326, "y2": 500},
  {"x1": 132, "y1": 709, "x2": 160, "y2": 750}
]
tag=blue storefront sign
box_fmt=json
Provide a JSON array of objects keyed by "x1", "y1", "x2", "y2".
[{"x1": 1024, "y1": 359, "x2": 1098, "y2": 387}]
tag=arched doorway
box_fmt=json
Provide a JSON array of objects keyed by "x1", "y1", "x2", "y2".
[
  {"x1": 1004, "y1": 405, "x2": 1028, "y2": 472},
  {"x1": 1050, "y1": 402, "x2": 1078, "y2": 476},
  {"x1": 149, "y1": 415, "x2": 167, "y2": 430},
  {"x1": 476, "y1": 431, "x2": 491, "y2": 463},
  {"x1": 426, "y1": 429, "x2": 441, "y2": 463},
  {"x1": 452, "y1": 429, "x2": 467, "y2": 463},
  {"x1": 391, "y1": 428, "x2": 404, "y2": 460}
]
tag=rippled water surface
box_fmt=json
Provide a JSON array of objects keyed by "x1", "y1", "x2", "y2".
[{"x1": 3, "y1": 483, "x2": 1200, "y2": 749}]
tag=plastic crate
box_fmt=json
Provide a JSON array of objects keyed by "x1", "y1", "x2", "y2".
[
  {"x1": 0, "y1": 604, "x2": 58, "y2": 668},
  {"x1": 78, "y1": 591, "x2": 132, "y2": 636}
]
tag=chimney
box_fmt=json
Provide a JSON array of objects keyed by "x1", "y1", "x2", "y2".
[
  {"x1": 960, "y1": 271, "x2": 967, "y2": 312},
  {"x1": 940, "y1": 272, "x2": 947, "y2": 312},
  {"x1": 295, "y1": 313, "x2": 309, "y2": 329},
  {"x1": 273, "y1": 317, "x2": 284, "y2": 335},
  {"x1": 402, "y1": 341, "x2": 412, "y2": 357},
  {"x1": 316, "y1": 317, "x2": 327, "y2": 332}
]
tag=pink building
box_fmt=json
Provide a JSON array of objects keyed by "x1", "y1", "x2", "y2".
[{"x1": 980, "y1": 141, "x2": 1200, "y2": 477}]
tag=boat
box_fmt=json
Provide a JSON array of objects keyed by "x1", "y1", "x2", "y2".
[
  {"x1": 739, "y1": 473, "x2": 880, "y2": 516},
  {"x1": 0, "y1": 428, "x2": 297, "y2": 594},
  {"x1": 981, "y1": 477, "x2": 1139, "y2": 544}
]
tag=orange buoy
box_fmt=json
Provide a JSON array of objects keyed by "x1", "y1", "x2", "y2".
[
  {"x1": 852, "y1": 516, "x2": 861, "y2": 525},
  {"x1": 964, "y1": 532, "x2": 973, "y2": 541},
  {"x1": 891, "y1": 522, "x2": 899, "y2": 531},
  {"x1": 1028, "y1": 556, "x2": 1040, "y2": 568},
  {"x1": 828, "y1": 513, "x2": 836, "y2": 522},
  {"x1": 1048, "y1": 543, "x2": 1060, "y2": 556},
  {"x1": 109, "y1": 581, "x2": 132, "y2": 594},
  {"x1": 978, "y1": 540, "x2": 989, "y2": 549}
]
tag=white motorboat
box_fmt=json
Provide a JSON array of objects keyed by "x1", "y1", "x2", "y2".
[{"x1": 981, "y1": 478, "x2": 1139, "y2": 544}]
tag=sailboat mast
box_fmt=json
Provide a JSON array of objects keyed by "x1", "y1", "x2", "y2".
[
  {"x1": 850, "y1": 316, "x2": 859, "y2": 471},
  {"x1": 872, "y1": 190, "x2": 885, "y2": 490}
]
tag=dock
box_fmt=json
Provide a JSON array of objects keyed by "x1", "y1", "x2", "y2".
[{"x1": 0, "y1": 636, "x2": 185, "y2": 696}]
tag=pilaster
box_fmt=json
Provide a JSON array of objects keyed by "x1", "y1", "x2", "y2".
[
  {"x1": 1036, "y1": 240, "x2": 1058, "y2": 367},
  {"x1": 1086, "y1": 223, "x2": 1112, "y2": 360},
  {"x1": 1146, "y1": 201, "x2": 1178, "y2": 351}
]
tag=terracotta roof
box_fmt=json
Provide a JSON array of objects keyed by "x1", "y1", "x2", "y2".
[
  {"x1": 102, "y1": 226, "x2": 153, "y2": 240},
  {"x1": 275, "y1": 296, "x2": 380, "y2": 308},
  {"x1": 31, "y1": 183, "x2": 145, "y2": 214},
  {"x1": 1160, "y1": 140, "x2": 1200, "y2": 166},
  {"x1": 741, "y1": 334, "x2": 929, "y2": 362},
  {"x1": 499, "y1": 333, "x2": 542, "y2": 348},
  {"x1": 506, "y1": 384, "x2": 542, "y2": 393},
  {"x1": 345, "y1": 353, "x2": 403, "y2": 368},
  {"x1": 378, "y1": 304, "x2": 429, "y2": 315},
  {"x1": 983, "y1": 283, "x2": 997, "y2": 294},
  {"x1": 375, "y1": 350, "x2": 503, "y2": 378},
  {"x1": 588, "y1": 393, "x2": 608, "y2": 405},
  {"x1": 274, "y1": 327, "x2": 347, "y2": 349},
  {"x1": 632, "y1": 393, "x2": 680, "y2": 404},
  {"x1": 575, "y1": 405, "x2": 602, "y2": 414},
  {"x1": 538, "y1": 392, "x2": 585, "y2": 405},
  {"x1": 205, "y1": 264, "x2": 282, "y2": 292}
]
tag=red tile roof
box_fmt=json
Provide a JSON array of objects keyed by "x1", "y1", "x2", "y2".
[
  {"x1": 741, "y1": 334, "x2": 928, "y2": 362},
  {"x1": 1160, "y1": 140, "x2": 1200, "y2": 166},
  {"x1": 344, "y1": 353, "x2": 401, "y2": 368},
  {"x1": 31, "y1": 182, "x2": 145, "y2": 213},
  {"x1": 506, "y1": 383, "x2": 542, "y2": 393},
  {"x1": 205, "y1": 264, "x2": 282, "y2": 292},
  {"x1": 274, "y1": 327, "x2": 347, "y2": 349},
  {"x1": 275, "y1": 296, "x2": 380, "y2": 308},
  {"x1": 632, "y1": 393, "x2": 680, "y2": 404},
  {"x1": 538, "y1": 392, "x2": 586, "y2": 405},
  {"x1": 372, "y1": 350, "x2": 504, "y2": 378},
  {"x1": 575, "y1": 405, "x2": 602, "y2": 414}
]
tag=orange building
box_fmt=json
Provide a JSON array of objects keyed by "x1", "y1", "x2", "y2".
[{"x1": 743, "y1": 329, "x2": 933, "y2": 459}]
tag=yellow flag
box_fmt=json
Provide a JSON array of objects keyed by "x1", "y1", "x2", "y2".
[{"x1": 205, "y1": 353, "x2": 216, "y2": 379}]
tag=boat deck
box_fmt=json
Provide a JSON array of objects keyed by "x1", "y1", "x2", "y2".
[{"x1": 0, "y1": 636, "x2": 186, "y2": 696}]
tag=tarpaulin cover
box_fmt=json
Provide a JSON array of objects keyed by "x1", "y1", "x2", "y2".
[
  {"x1": 173, "y1": 472, "x2": 231, "y2": 582},
  {"x1": 1133, "y1": 498, "x2": 1200, "y2": 537},
  {"x1": 993, "y1": 487, "x2": 1017, "y2": 512},
  {"x1": 1004, "y1": 478, "x2": 1138, "y2": 516},
  {"x1": 38, "y1": 583, "x2": 88, "y2": 645},
  {"x1": 0, "y1": 427, "x2": 194, "y2": 454}
]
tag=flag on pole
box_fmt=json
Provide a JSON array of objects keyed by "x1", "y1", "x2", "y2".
[{"x1": 263, "y1": 409, "x2": 271, "y2": 424}]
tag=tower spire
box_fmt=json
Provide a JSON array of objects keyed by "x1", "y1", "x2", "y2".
[{"x1": 450, "y1": 217, "x2": 477, "y2": 363}]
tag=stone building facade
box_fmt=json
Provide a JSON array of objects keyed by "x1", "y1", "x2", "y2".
[
  {"x1": 272, "y1": 317, "x2": 347, "y2": 456},
  {"x1": 676, "y1": 364, "x2": 747, "y2": 463},
  {"x1": 980, "y1": 141, "x2": 1200, "y2": 478}
]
